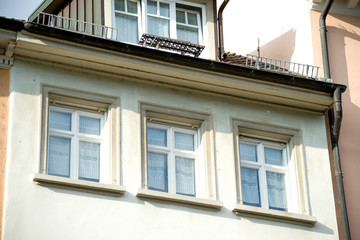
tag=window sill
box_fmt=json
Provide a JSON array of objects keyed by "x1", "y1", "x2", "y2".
[
  {"x1": 233, "y1": 204, "x2": 317, "y2": 227},
  {"x1": 33, "y1": 174, "x2": 126, "y2": 197},
  {"x1": 137, "y1": 188, "x2": 223, "y2": 210}
]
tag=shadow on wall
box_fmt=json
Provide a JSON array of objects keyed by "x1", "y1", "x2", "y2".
[
  {"x1": 249, "y1": 28, "x2": 297, "y2": 62},
  {"x1": 327, "y1": 20, "x2": 360, "y2": 240}
]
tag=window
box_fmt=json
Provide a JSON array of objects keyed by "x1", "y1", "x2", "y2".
[
  {"x1": 239, "y1": 137, "x2": 290, "y2": 211},
  {"x1": 137, "y1": 103, "x2": 222, "y2": 209},
  {"x1": 232, "y1": 119, "x2": 316, "y2": 226},
  {"x1": 47, "y1": 107, "x2": 106, "y2": 182},
  {"x1": 147, "y1": 123, "x2": 199, "y2": 196},
  {"x1": 113, "y1": 0, "x2": 205, "y2": 45},
  {"x1": 35, "y1": 86, "x2": 123, "y2": 196}
]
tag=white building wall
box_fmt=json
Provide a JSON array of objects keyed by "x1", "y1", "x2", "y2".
[{"x1": 2, "y1": 59, "x2": 338, "y2": 240}]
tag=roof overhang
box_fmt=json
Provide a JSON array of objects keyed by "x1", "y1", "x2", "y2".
[{"x1": 0, "y1": 18, "x2": 346, "y2": 113}]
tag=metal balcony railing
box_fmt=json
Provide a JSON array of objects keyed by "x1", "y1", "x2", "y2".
[
  {"x1": 245, "y1": 54, "x2": 320, "y2": 79},
  {"x1": 34, "y1": 12, "x2": 122, "y2": 41}
]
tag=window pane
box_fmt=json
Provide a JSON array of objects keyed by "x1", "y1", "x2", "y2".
[
  {"x1": 127, "y1": 0, "x2": 138, "y2": 14},
  {"x1": 176, "y1": 10, "x2": 186, "y2": 23},
  {"x1": 147, "y1": 16, "x2": 169, "y2": 37},
  {"x1": 264, "y1": 147, "x2": 284, "y2": 166},
  {"x1": 159, "y1": 2, "x2": 169, "y2": 17},
  {"x1": 176, "y1": 25, "x2": 198, "y2": 44},
  {"x1": 174, "y1": 132, "x2": 194, "y2": 151},
  {"x1": 114, "y1": 0, "x2": 125, "y2": 11},
  {"x1": 115, "y1": 13, "x2": 139, "y2": 43},
  {"x1": 176, "y1": 157, "x2": 195, "y2": 196},
  {"x1": 49, "y1": 111, "x2": 71, "y2": 131},
  {"x1": 266, "y1": 172, "x2": 287, "y2": 211},
  {"x1": 147, "y1": 127, "x2": 167, "y2": 147},
  {"x1": 147, "y1": 152, "x2": 168, "y2": 192},
  {"x1": 147, "y1": 0, "x2": 157, "y2": 14},
  {"x1": 48, "y1": 136, "x2": 71, "y2": 177},
  {"x1": 79, "y1": 116, "x2": 101, "y2": 136},
  {"x1": 79, "y1": 141, "x2": 100, "y2": 182},
  {"x1": 241, "y1": 167, "x2": 261, "y2": 207},
  {"x1": 187, "y1": 12, "x2": 198, "y2": 26},
  {"x1": 239, "y1": 142, "x2": 257, "y2": 162}
]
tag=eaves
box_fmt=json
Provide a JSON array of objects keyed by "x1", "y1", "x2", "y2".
[{"x1": 0, "y1": 17, "x2": 346, "y2": 113}]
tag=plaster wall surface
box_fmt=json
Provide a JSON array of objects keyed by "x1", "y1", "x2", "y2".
[
  {"x1": 219, "y1": 0, "x2": 315, "y2": 66},
  {"x1": 0, "y1": 69, "x2": 9, "y2": 240},
  {"x1": 310, "y1": 10, "x2": 360, "y2": 240},
  {"x1": 2, "y1": 60, "x2": 339, "y2": 240}
]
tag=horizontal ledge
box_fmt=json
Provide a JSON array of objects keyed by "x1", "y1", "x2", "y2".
[
  {"x1": 33, "y1": 173, "x2": 126, "y2": 197},
  {"x1": 137, "y1": 188, "x2": 223, "y2": 210},
  {"x1": 233, "y1": 204, "x2": 317, "y2": 227}
]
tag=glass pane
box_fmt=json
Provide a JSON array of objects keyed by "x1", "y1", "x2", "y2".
[
  {"x1": 147, "y1": 0, "x2": 157, "y2": 14},
  {"x1": 176, "y1": 157, "x2": 195, "y2": 196},
  {"x1": 79, "y1": 141, "x2": 100, "y2": 182},
  {"x1": 187, "y1": 12, "x2": 198, "y2": 26},
  {"x1": 48, "y1": 136, "x2": 71, "y2": 177},
  {"x1": 176, "y1": 10, "x2": 185, "y2": 23},
  {"x1": 239, "y1": 142, "x2": 257, "y2": 162},
  {"x1": 159, "y1": 2, "x2": 169, "y2": 17},
  {"x1": 114, "y1": 0, "x2": 125, "y2": 11},
  {"x1": 49, "y1": 111, "x2": 71, "y2": 131},
  {"x1": 265, "y1": 147, "x2": 284, "y2": 166},
  {"x1": 267, "y1": 172, "x2": 287, "y2": 211},
  {"x1": 127, "y1": 0, "x2": 138, "y2": 14},
  {"x1": 115, "y1": 13, "x2": 139, "y2": 43},
  {"x1": 147, "y1": 127, "x2": 167, "y2": 147},
  {"x1": 147, "y1": 16, "x2": 169, "y2": 37},
  {"x1": 147, "y1": 152, "x2": 168, "y2": 192},
  {"x1": 174, "y1": 132, "x2": 194, "y2": 151},
  {"x1": 79, "y1": 116, "x2": 101, "y2": 135},
  {"x1": 176, "y1": 25, "x2": 198, "y2": 44},
  {"x1": 241, "y1": 167, "x2": 261, "y2": 207}
]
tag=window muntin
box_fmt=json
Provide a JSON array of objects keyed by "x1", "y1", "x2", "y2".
[
  {"x1": 47, "y1": 106, "x2": 106, "y2": 183},
  {"x1": 239, "y1": 137, "x2": 290, "y2": 211},
  {"x1": 112, "y1": 0, "x2": 204, "y2": 45},
  {"x1": 147, "y1": 123, "x2": 198, "y2": 197},
  {"x1": 114, "y1": 0, "x2": 140, "y2": 43}
]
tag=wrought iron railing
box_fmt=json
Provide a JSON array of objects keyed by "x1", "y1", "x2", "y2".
[{"x1": 246, "y1": 54, "x2": 320, "y2": 79}]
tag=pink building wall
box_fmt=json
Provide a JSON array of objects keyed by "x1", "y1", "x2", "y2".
[{"x1": 311, "y1": 10, "x2": 360, "y2": 240}]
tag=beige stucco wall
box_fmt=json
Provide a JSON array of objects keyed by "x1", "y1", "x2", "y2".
[
  {"x1": 0, "y1": 58, "x2": 340, "y2": 239},
  {"x1": 0, "y1": 69, "x2": 9, "y2": 240},
  {"x1": 310, "y1": 10, "x2": 360, "y2": 240},
  {"x1": 219, "y1": 0, "x2": 315, "y2": 65}
]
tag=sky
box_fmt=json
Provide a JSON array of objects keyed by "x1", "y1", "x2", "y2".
[{"x1": 0, "y1": 0, "x2": 43, "y2": 20}]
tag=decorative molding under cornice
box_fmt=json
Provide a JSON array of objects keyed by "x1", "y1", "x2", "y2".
[{"x1": 0, "y1": 55, "x2": 13, "y2": 69}]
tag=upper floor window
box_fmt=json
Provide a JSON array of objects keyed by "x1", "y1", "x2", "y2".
[{"x1": 113, "y1": 0, "x2": 204, "y2": 45}]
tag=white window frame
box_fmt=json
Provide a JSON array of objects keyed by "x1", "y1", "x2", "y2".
[
  {"x1": 147, "y1": 122, "x2": 201, "y2": 196},
  {"x1": 139, "y1": 103, "x2": 218, "y2": 204},
  {"x1": 239, "y1": 136, "x2": 297, "y2": 212},
  {"x1": 47, "y1": 106, "x2": 108, "y2": 183},
  {"x1": 38, "y1": 86, "x2": 122, "y2": 189},
  {"x1": 111, "y1": 0, "x2": 207, "y2": 47},
  {"x1": 232, "y1": 119, "x2": 311, "y2": 217}
]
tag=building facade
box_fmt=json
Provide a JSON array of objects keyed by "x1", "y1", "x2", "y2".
[{"x1": 0, "y1": 0, "x2": 353, "y2": 239}]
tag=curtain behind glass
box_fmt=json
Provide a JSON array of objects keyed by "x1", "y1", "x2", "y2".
[
  {"x1": 175, "y1": 157, "x2": 195, "y2": 196},
  {"x1": 115, "y1": 13, "x2": 138, "y2": 44},
  {"x1": 176, "y1": 25, "x2": 198, "y2": 44},
  {"x1": 147, "y1": 16, "x2": 169, "y2": 37},
  {"x1": 266, "y1": 171, "x2": 287, "y2": 211},
  {"x1": 241, "y1": 167, "x2": 261, "y2": 207},
  {"x1": 48, "y1": 136, "x2": 71, "y2": 177},
  {"x1": 148, "y1": 152, "x2": 168, "y2": 192},
  {"x1": 79, "y1": 141, "x2": 100, "y2": 182}
]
